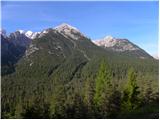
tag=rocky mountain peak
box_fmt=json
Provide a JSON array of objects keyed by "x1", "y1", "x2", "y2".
[
  {"x1": 54, "y1": 23, "x2": 85, "y2": 40},
  {"x1": 18, "y1": 30, "x2": 25, "y2": 34},
  {"x1": 93, "y1": 36, "x2": 140, "y2": 52},
  {"x1": 55, "y1": 23, "x2": 79, "y2": 32},
  {"x1": 93, "y1": 36, "x2": 153, "y2": 59},
  {"x1": 16, "y1": 30, "x2": 40, "y2": 39},
  {"x1": 25, "y1": 31, "x2": 33, "y2": 37},
  {"x1": 94, "y1": 35, "x2": 117, "y2": 47}
]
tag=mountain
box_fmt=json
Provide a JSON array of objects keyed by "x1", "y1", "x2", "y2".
[
  {"x1": 55, "y1": 23, "x2": 87, "y2": 40},
  {"x1": 19, "y1": 30, "x2": 40, "y2": 39},
  {"x1": 1, "y1": 23, "x2": 158, "y2": 119},
  {"x1": 1, "y1": 24, "x2": 156, "y2": 76},
  {"x1": 1, "y1": 31, "x2": 29, "y2": 75},
  {"x1": 0, "y1": 28, "x2": 40, "y2": 74},
  {"x1": 93, "y1": 36, "x2": 153, "y2": 59},
  {"x1": 1, "y1": 29, "x2": 40, "y2": 75},
  {"x1": 9, "y1": 31, "x2": 32, "y2": 47}
]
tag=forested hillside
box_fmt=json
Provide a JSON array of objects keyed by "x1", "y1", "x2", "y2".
[{"x1": 1, "y1": 24, "x2": 159, "y2": 119}]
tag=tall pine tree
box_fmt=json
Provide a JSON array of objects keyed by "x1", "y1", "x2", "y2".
[
  {"x1": 122, "y1": 68, "x2": 140, "y2": 111},
  {"x1": 94, "y1": 59, "x2": 120, "y2": 118}
]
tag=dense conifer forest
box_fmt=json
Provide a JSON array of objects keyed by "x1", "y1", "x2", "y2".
[
  {"x1": 2, "y1": 57, "x2": 158, "y2": 118},
  {"x1": 1, "y1": 26, "x2": 159, "y2": 119}
]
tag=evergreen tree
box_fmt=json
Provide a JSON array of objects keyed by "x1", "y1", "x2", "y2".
[
  {"x1": 144, "y1": 79, "x2": 154, "y2": 104},
  {"x1": 14, "y1": 102, "x2": 23, "y2": 118},
  {"x1": 21, "y1": 97, "x2": 50, "y2": 119},
  {"x1": 143, "y1": 79, "x2": 159, "y2": 104},
  {"x1": 122, "y1": 68, "x2": 140, "y2": 111},
  {"x1": 94, "y1": 59, "x2": 112, "y2": 106},
  {"x1": 71, "y1": 93, "x2": 87, "y2": 118},
  {"x1": 50, "y1": 84, "x2": 67, "y2": 118},
  {"x1": 83, "y1": 78, "x2": 95, "y2": 118},
  {"x1": 94, "y1": 59, "x2": 120, "y2": 118}
]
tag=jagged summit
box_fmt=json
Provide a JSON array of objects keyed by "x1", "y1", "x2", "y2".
[
  {"x1": 3, "y1": 23, "x2": 87, "y2": 41},
  {"x1": 25, "y1": 31, "x2": 39, "y2": 39},
  {"x1": 14, "y1": 30, "x2": 40, "y2": 39},
  {"x1": 94, "y1": 35, "x2": 118, "y2": 47},
  {"x1": 93, "y1": 35, "x2": 140, "y2": 52},
  {"x1": 93, "y1": 35, "x2": 153, "y2": 59},
  {"x1": 55, "y1": 23, "x2": 79, "y2": 31},
  {"x1": 25, "y1": 31, "x2": 33, "y2": 36},
  {"x1": 18, "y1": 30, "x2": 25, "y2": 34},
  {"x1": 54, "y1": 23, "x2": 85, "y2": 40}
]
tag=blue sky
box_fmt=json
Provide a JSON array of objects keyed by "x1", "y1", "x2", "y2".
[{"x1": 1, "y1": 1, "x2": 158, "y2": 56}]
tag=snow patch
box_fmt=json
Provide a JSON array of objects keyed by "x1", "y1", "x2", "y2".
[
  {"x1": 25, "y1": 31, "x2": 33, "y2": 38},
  {"x1": 18, "y1": 30, "x2": 25, "y2": 34},
  {"x1": 42, "y1": 30, "x2": 48, "y2": 34},
  {"x1": 16, "y1": 30, "x2": 40, "y2": 39}
]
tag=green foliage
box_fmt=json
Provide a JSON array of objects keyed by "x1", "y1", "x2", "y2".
[
  {"x1": 83, "y1": 78, "x2": 95, "y2": 118},
  {"x1": 143, "y1": 79, "x2": 159, "y2": 104},
  {"x1": 21, "y1": 97, "x2": 50, "y2": 119},
  {"x1": 14, "y1": 102, "x2": 23, "y2": 118},
  {"x1": 84, "y1": 78, "x2": 94, "y2": 106},
  {"x1": 94, "y1": 59, "x2": 112, "y2": 106},
  {"x1": 93, "y1": 59, "x2": 121, "y2": 118},
  {"x1": 118, "y1": 103, "x2": 159, "y2": 119},
  {"x1": 122, "y1": 68, "x2": 140, "y2": 111},
  {"x1": 65, "y1": 93, "x2": 87, "y2": 118},
  {"x1": 50, "y1": 85, "x2": 67, "y2": 118}
]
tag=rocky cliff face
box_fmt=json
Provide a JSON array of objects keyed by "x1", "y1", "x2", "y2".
[{"x1": 93, "y1": 36, "x2": 153, "y2": 59}]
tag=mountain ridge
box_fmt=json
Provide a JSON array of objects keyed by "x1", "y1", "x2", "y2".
[
  {"x1": 93, "y1": 35, "x2": 153, "y2": 59},
  {"x1": 1, "y1": 23, "x2": 155, "y2": 59}
]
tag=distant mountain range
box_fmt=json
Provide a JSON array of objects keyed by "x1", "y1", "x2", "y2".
[
  {"x1": 1, "y1": 23, "x2": 154, "y2": 60},
  {"x1": 1, "y1": 23, "x2": 156, "y2": 76}
]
